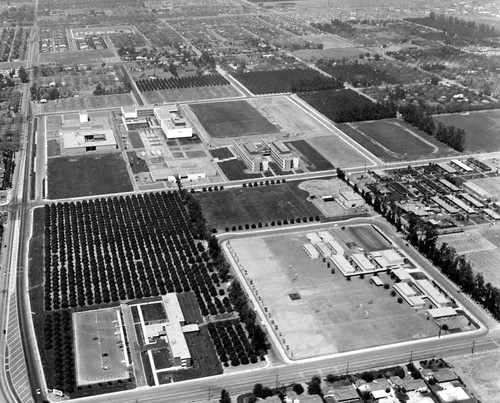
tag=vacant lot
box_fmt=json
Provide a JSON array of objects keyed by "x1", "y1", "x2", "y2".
[
  {"x1": 339, "y1": 120, "x2": 457, "y2": 162},
  {"x1": 196, "y1": 181, "x2": 323, "y2": 229},
  {"x1": 306, "y1": 136, "x2": 372, "y2": 168},
  {"x1": 448, "y1": 351, "x2": 500, "y2": 403},
  {"x1": 229, "y1": 229, "x2": 438, "y2": 358},
  {"x1": 47, "y1": 153, "x2": 133, "y2": 199},
  {"x1": 189, "y1": 101, "x2": 279, "y2": 138},
  {"x1": 433, "y1": 110, "x2": 500, "y2": 153},
  {"x1": 87, "y1": 93, "x2": 135, "y2": 109},
  {"x1": 74, "y1": 308, "x2": 129, "y2": 385}
]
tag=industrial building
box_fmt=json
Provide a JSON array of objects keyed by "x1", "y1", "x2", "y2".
[
  {"x1": 232, "y1": 139, "x2": 269, "y2": 172},
  {"x1": 59, "y1": 110, "x2": 117, "y2": 155},
  {"x1": 261, "y1": 137, "x2": 300, "y2": 171},
  {"x1": 154, "y1": 105, "x2": 193, "y2": 139}
]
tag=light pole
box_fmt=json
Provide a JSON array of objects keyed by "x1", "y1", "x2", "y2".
[
  {"x1": 410, "y1": 350, "x2": 413, "y2": 363},
  {"x1": 472, "y1": 340, "x2": 475, "y2": 355},
  {"x1": 275, "y1": 374, "x2": 279, "y2": 389}
]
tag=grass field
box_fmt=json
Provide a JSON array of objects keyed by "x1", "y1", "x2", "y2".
[
  {"x1": 177, "y1": 292, "x2": 203, "y2": 324},
  {"x1": 209, "y1": 147, "x2": 233, "y2": 160},
  {"x1": 74, "y1": 308, "x2": 129, "y2": 385},
  {"x1": 433, "y1": 110, "x2": 500, "y2": 153},
  {"x1": 141, "y1": 302, "x2": 167, "y2": 322},
  {"x1": 218, "y1": 159, "x2": 262, "y2": 181},
  {"x1": 196, "y1": 181, "x2": 323, "y2": 229},
  {"x1": 229, "y1": 229, "x2": 438, "y2": 358},
  {"x1": 293, "y1": 47, "x2": 367, "y2": 61},
  {"x1": 287, "y1": 140, "x2": 334, "y2": 171},
  {"x1": 339, "y1": 120, "x2": 457, "y2": 162},
  {"x1": 189, "y1": 100, "x2": 279, "y2": 138},
  {"x1": 128, "y1": 131, "x2": 144, "y2": 149},
  {"x1": 87, "y1": 93, "x2": 135, "y2": 109},
  {"x1": 47, "y1": 153, "x2": 133, "y2": 199},
  {"x1": 142, "y1": 85, "x2": 241, "y2": 104},
  {"x1": 171, "y1": 326, "x2": 222, "y2": 382}
]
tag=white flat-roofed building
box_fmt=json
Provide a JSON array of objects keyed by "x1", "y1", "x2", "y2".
[
  {"x1": 306, "y1": 232, "x2": 322, "y2": 244},
  {"x1": 395, "y1": 282, "x2": 416, "y2": 297},
  {"x1": 484, "y1": 208, "x2": 500, "y2": 221},
  {"x1": 426, "y1": 307, "x2": 457, "y2": 319},
  {"x1": 450, "y1": 159, "x2": 473, "y2": 172},
  {"x1": 79, "y1": 110, "x2": 88, "y2": 124},
  {"x1": 233, "y1": 138, "x2": 269, "y2": 172},
  {"x1": 318, "y1": 231, "x2": 334, "y2": 242},
  {"x1": 459, "y1": 193, "x2": 484, "y2": 208},
  {"x1": 445, "y1": 194, "x2": 475, "y2": 214},
  {"x1": 327, "y1": 240, "x2": 344, "y2": 255},
  {"x1": 436, "y1": 385, "x2": 470, "y2": 403},
  {"x1": 121, "y1": 105, "x2": 137, "y2": 119},
  {"x1": 316, "y1": 242, "x2": 332, "y2": 257},
  {"x1": 371, "y1": 276, "x2": 383, "y2": 286},
  {"x1": 154, "y1": 105, "x2": 193, "y2": 139},
  {"x1": 439, "y1": 179, "x2": 460, "y2": 192},
  {"x1": 462, "y1": 181, "x2": 491, "y2": 200},
  {"x1": 149, "y1": 157, "x2": 215, "y2": 183},
  {"x1": 303, "y1": 243, "x2": 319, "y2": 259},
  {"x1": 261, "y1": 136, "x2": 299, "y2": 171},
  {"x1": 350, "y1": 253, "x2": 375, "y2": 271},
  {"x1": 329, "y1": 255, "x2": 355, "y2": 276},
  {"x1": 392, "y1": 268, "x2": 412, "y2": 282},
  {"x1": 415, "y1": 279, "x2": 449, "y2": 307},
  {"x1": 436, "y1": 162, "x2": 456, "y2": 174},
  {"x1": 61, "y1": 125, "x2": 117, "y2": 155},
  {"x1": 373, "y1": 249, "x2": 405, "y2": 268},
  {"x1": 164, "y1": 322, "x2": 191, "y2": 367},
  {"x1": 162, "y1": 294, "x2": 185, "y2": 325},
  {"x1": 339, "y1": 191, "x2": 364, "y2": 208}
]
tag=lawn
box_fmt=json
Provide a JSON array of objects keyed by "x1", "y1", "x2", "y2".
[
  {"x1": 177, "y1": 292, "x2": 203, "y2": 324},
  {"x1": 171, "y1": 326, "x2": 222, "y2": 382},
  {"x1": 229, "y1": 230, "x2": 439, "y2": 358},
  {"x1": 339, "y1": 120, "x2": 458, "y2": 162},
  {"x1": 209, "y1": 147, "x2": 234, "y2": 160},
  {"x1": 195, "y1": 181, "x2": 323, "y2": 230},
  {"x1": 433, "y1": 110, "x2": 500, "y2": 153},
  {"x1": 127, "y1": 151, "x2": 149, "y2": 174},
  {"x1": 287, "y1": 140, "x2": 334, "y2": 171},
  {"x1": 47, "y1": 153, "x2": 133, "y2": 199},
  {"x1": 140, "y1": 302, "x2": 167, "y2": 322},
  {"x1": 218, "y1": 159, "x2": 262, "y2": 181},
  {"x1": 189, "y1": 100, "x2": 279, "y2": 138},
  {"x1": 128, "y1": 131, "x2": 144, "y2": 149}
]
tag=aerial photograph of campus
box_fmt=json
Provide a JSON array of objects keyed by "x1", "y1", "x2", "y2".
[{"x1": 0, "y1": 0, "x2": 499, "y2": 402}]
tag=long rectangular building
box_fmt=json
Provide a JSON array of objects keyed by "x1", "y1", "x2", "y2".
[
  {"x1": 450, "y1": 159, "x2": 473, "y2": 172},
  {"x1": 415, "y1": 279, "x2": 449, "y2": 307},
  {"x1": 233, "y1": 139, "x2": 269, "y2": 172},
  {"x1": 329, "y1": 255, "x2": 355, "y2": 275},
  {"x1": 431, "y1": 196, "x2": 458, "y2": 214},
  {"x1": 445, "y1": 194, "x2": 475, "y2": 214},
  {"x1": 350, "y1": 253, "x2": 375, "y2": 271}
]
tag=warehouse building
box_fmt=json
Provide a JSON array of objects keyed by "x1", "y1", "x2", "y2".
[
  {"x1": 154, "y1": 105, "x2": 193, "y2": 139},
  {"x1": 59, "y1": 111, "x2": 117, "y2": 155}
]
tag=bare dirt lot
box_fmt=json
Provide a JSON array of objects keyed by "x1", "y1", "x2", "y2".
[
  {"x1": 448, "y1": 351, "x2": 500, "y2": 403},
  {"x1": 228, "y1": 226, "x2": 438, "y2": 359}
]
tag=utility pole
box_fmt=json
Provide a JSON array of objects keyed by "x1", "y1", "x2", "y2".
[
  {"x1": 410, "y1": 350, "x2": 413, "y2": 363},
  {"x1": 346, "y1": 362, "x2": 349, "y2": 375},
  {"x1": 275, "y1": 374, "x2": 279, "y2": 389},
  {"x1": 472, "y1": 340, "x2": 475, "y2": 355}
]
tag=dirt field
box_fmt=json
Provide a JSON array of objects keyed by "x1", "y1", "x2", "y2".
[
  {"x1": 467, "y1": 175, "x2": 500, "y2": 200},
  {"x1": 307, "y1": 136, "x2": 372, "y2": 168},
  {"x1": 293, "y1": 47, "x2": 368, "y2": 61},
  {"x1": 228, "y1": 227, "x2": 438, "y2": 359},
  {"x1": 433, "y1": 110, "x2": 500, "y2": 153},
  {"x1": 448, "y1": 351, "x2": 500, "y2": 403},
  {"x1": 74, "y1": 308, "x2": 129, "y2": 385}
]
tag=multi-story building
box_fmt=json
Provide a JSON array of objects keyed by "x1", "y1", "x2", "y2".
[
  {"x1": 261, "y1": 136, "x2": 299, "y2": 171},
  {"x1": 232, "y1": 138, "x2": 269, "y2": 172}
]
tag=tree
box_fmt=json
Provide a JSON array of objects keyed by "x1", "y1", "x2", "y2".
[
  {"x1": 292, "y1": 383, "x2": 304, "y2": 395},
  {"x1": 18, "y1": 66, "x2": 28, "y2": 83},
  {"x1": 219, "y1": 389, "x2": 231, "y2": 403},
  {"x1": 308, "y1": 375, "x2": 322, "y2": 396}
]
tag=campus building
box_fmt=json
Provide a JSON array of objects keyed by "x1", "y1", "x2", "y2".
[
  {"x1": 59, "y1": 111, "x2": 117, "y2": 155},
  {"x1": 261, "y1": 137, "x2": 300, "y2": 171},
  {"x1": 232, "y1": 138, "x2": 269, "y2": 172},
  {"x1": 338, "y1": 191, "x2": 364, "y2": 209},
  {"x1": 154, "y1": 105, "x2": 193, "y2": 139}
]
